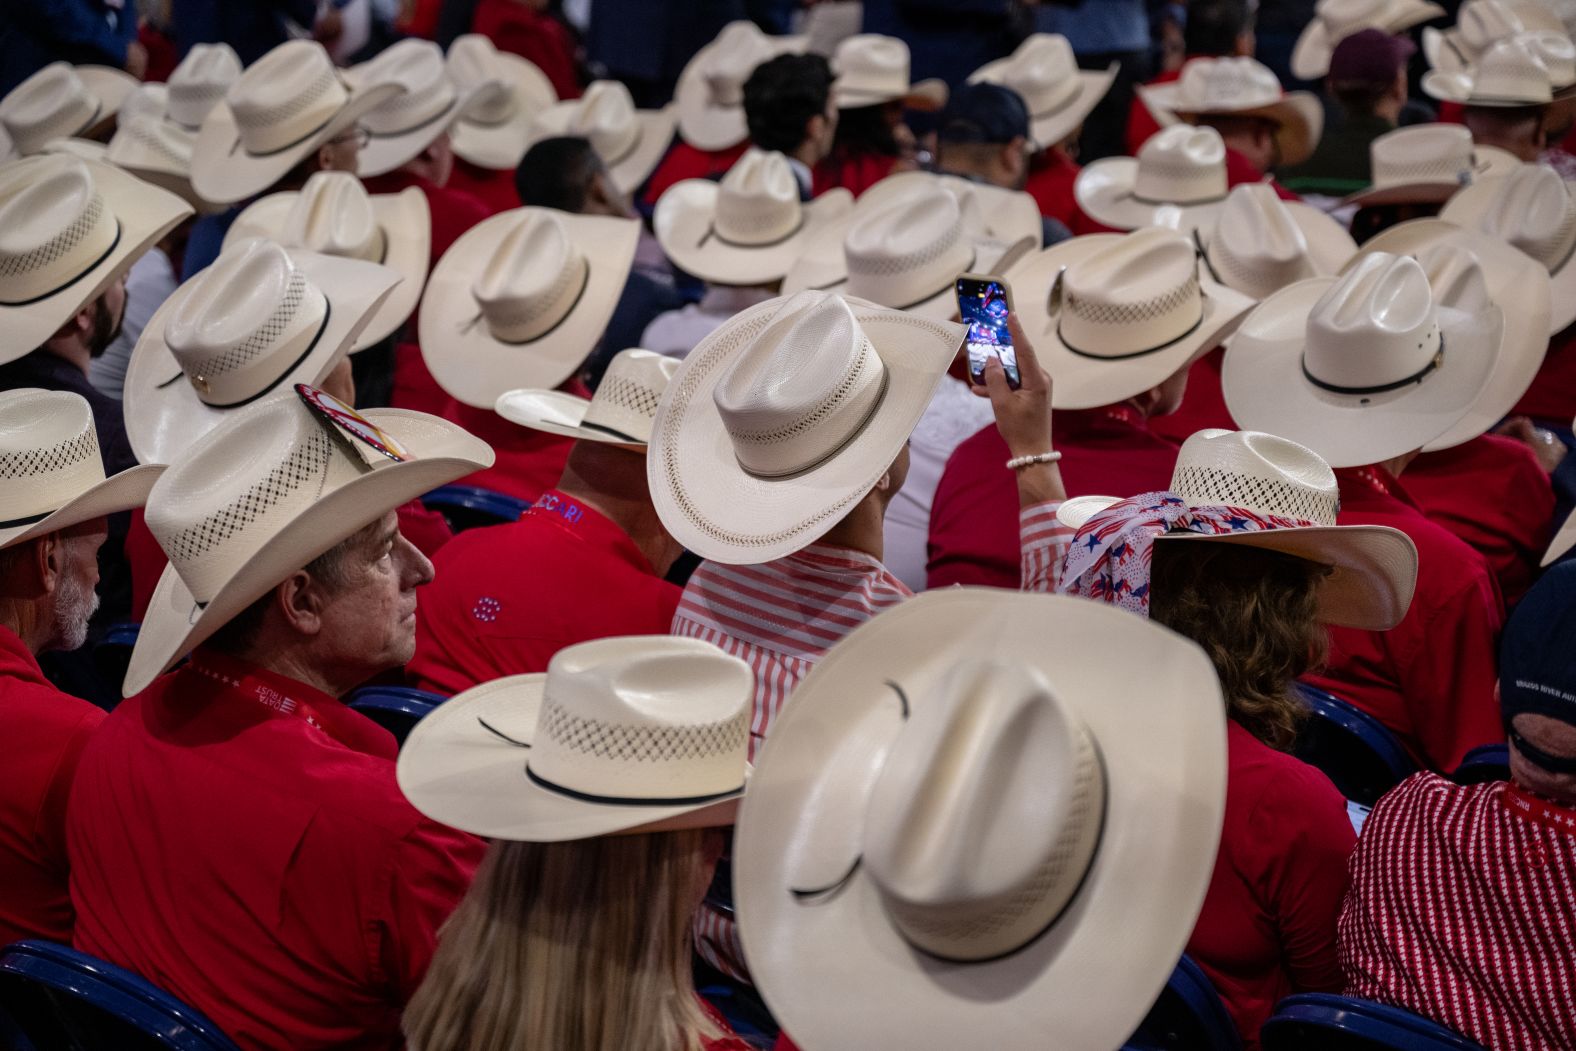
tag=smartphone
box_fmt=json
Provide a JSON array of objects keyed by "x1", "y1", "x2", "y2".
[{"x1": 957, "y1": 274, "x2": 1019, "y2": 390}]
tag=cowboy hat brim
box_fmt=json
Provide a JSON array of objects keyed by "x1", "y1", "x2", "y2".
[
  {"x1": 1442, "y1": 174, "x2": 1576, "y2": 333},
  {"x1": 223, "y1": 186, "x2": 430, "y2": 348},
  {"x1": 397, "y1": 674, "x2": 744, "y2": 841},
  {"x1": 1221, "y1": 276, "x2": 1506, "y2": 467},
  {"x1": 1291, "y1": 0, "x2": 1445, "y2": 80},
  {"x1": 449, "y1": 54, "x2": 559, "y2": 170},
  {"x1": 0, "y1": 463, "x2": 164, "y2": 551},
  {"x1": 123, "y1": 249, "x2": 403, "y2": 466},
  {"x1": 124, "y1": 407, "x2": 494, "y2": 697},
  {"x1": 657, "y1": 181, "x2": 853, "y2": 287},
  {"x1": 105, "y1": 124, "x2": 226, "y2": 215},
  {"x1": 40, "y1": 138, "x2": 109, "y2": 162},
  {"x1": 190, "y1": 81, "x2": 404, "y2": 205},
  {"x1": 647, "y1": 295, "x2": 963, "y2": 565},
  {"x1": 356, "y1": 87, "x2": 478, "y2": 179},
  {"x1": 1342, "y1": 145, "x2": 1522, "y2": 207},
  {"x1": 792, "y1": 235, "x2": 1037, "y2": 322},
  {"x1": 1074, "y1": 156, "x2": 1227, "y2": 232},
  {"x1": 1055, "y1": 496, "x2": 1418, "y2": 630},
  {"x1": 417, "y1": 210, "x2": 640, "y2": 408},
  {"x1": 1008, "y1": 234, "x2": 1255, "y2": 410},
  {"x1": 494, "y1": 387, "x2": 647, "y2": 450},
  {"x1": 527, "y1": 101, "x2": 677, "y2": 195},
  {"x1": 833, "y1": 77, "x2": 949, "y2": 112},
  {"x1": 673, "y1": 33, "x2": 809, "y2": 151},
  {"x1": 1352, "y1": 218, "x2": 1553, "y2": 451},
  {"x1": 1201, "y1": 201, "x2": 1359, "y2": 300},
  {"x1": 0, "y1": 159, "x2": 193, "y2": 366},
  {"x1": 1171, "y1": 91, "x2": 1325, "y2": 168},
  {"x1": 735, "y1": 588, "x2": 1227, "y2": 1051},
  {"x1": 970, "y1": 62, "x2": 1117, "y2": 150},
  {"x1": 1421, "y1": 68, "x2": 1554, "y2": 108}
]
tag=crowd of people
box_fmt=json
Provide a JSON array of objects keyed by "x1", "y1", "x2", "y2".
[{"x1": 0, "y1": 1, "x2": 1574, "y2": 1049}]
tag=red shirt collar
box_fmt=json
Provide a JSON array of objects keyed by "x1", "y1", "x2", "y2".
[{"x1": 1054, "y1": 402, "x2": 1150, "y2": 439}]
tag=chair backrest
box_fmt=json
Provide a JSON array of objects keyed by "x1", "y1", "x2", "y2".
[
  {"x1": 346, "y1": 685, "x2": 446, "y2": 746},
  {"x1": 1451, "y1": 744, "x2": 1510, "y2": 786},
  {"x1": 1293, "y1": 684, "x2": 1417, "y2": 806},
  {"x1": 1260, "y1": 993, "x2": 1488, "y2": 1050},
  {"x1": 420, "y1": 484, "x2": 530, "y2": 532},
  {"x1": 1123, "y1": 955, "x2": 1242, "y2": 1050},
  {"x1": 92, "y1": 622, "x2": 141, "y2": 693},
  {"x1": 0, "y1": 940, "x2": 241, "y2": 1051}
]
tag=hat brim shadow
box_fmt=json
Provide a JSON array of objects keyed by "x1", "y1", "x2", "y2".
[
  {"x1": 1074, "y1": 157, "x2": 1226, "y2": 233},
  {"x1": 449, "y1": 54, "x2": 559, "y2": 170},
  {"x1": 0, "y1": 463, "x2": 164, "y2": 551},
  {"x1": 494, "y1": 387, "x2": 647, "y2": 450}
]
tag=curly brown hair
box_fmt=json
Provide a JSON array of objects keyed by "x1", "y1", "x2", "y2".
[{"x1": 1149, "y1": 542, "x2": 1331, "y2": 751}]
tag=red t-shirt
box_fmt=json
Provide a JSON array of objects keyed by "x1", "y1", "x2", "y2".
[
  {"x1": 469, "y1": 0, "x2": 581, "y2": 101},
  {"x1": 1127, "y1": 65, "x2": 1185, "y2": 156},
  {"x1": 1189, "y1": 721, "x2": 1356, "y2": 1050},
  {"x1": 813, "y1": 151, "x2": 901, "y2": 198},
  {"x1": 68, "y1": 650, "x2": 483, "y2": 1051},
  {"x1": 1148, "y1": 347, "x2": 1236, "y2": 444},
  {"x1": 1025, "y1": 149, "x2": 1082, "y2": 229},
  {"x1": 0, "y1": 625, "x2": 104, "y2": 945},
  {"x1": 1402, "y1": 434, "x2": 1555, "y2": 607},
  {"x1": 408, "y1": 488, "x2": 681, "y2": 695},
  {"x1": 927, "y1": 404, "x2": 1180, "y2": 589},
  {"x1": 445, "y1": 159, "x2": 522, "y2": 215},
  {"x1": 644, "y1": 140, "x2": 752, "y2": 209},
  {"x1": 441, "y1": 385, "x2": 581, "y2": 503},
  {"x1": 1303, "y1": 467, "x2": 1505, "y2": 772},
  {"x1": 1512, "y1": 321, "x2": 1576, "y2": 424}
]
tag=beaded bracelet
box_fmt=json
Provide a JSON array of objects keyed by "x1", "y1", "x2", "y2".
[{"x1": 1005, "y1": 451, "x2": 1063, "y2": 471}]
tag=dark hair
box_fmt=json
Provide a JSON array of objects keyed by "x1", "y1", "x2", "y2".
[
  {"x1": 1185, "y1": 0, "x2": 1253, "y2": 57},
  {"x1": 744, "y1": 53, "x2": 836, "y2": 154},
  {"x1": 827, "y1": 101, "x2": 902, "y2": 161},
  {"x1": 1149, "y1": 543, "x2": 1329, "y2": 750},
  {"x1": 514, "y1": 136, "x2": 606, "y2": 213},
  {"x1": 1331, "y1": 80, "x2": 1392, "y2": 116}
]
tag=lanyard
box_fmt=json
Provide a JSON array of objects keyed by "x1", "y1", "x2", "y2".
[{"x1": 1504, "y1": 783, "x2": 1576, "y2": 838}]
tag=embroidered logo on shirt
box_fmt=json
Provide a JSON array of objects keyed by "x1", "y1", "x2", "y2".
[
  {"x1": 534, "y1": 492, "x2": 582, "y2": 524},
  {"x1": 472, "y1": 596, "x2": 502, "y2": 623}
]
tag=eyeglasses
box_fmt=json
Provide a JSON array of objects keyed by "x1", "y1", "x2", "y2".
[{"x1": 329, "y1": 125, "x2": 371, "y2": 150}]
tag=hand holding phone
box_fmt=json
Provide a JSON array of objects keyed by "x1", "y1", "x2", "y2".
[{"x1": 957, "y1": 274, "x2": 1020, "y2": 390}]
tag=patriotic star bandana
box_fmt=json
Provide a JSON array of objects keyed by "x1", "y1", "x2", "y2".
[{"x1": 1060, "y1": 491, "x2": 1319, "y2": 617}]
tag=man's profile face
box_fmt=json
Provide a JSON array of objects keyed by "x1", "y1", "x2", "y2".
[
  {"x1": 88, "y1": 275, "x2": 128, "y2": 358},
  {"x1": 312, "y1": 510, "x2": 434, "y2": 674}
]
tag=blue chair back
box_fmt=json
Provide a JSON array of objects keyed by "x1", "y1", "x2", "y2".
[
  {"x1": 1451, "y1": 744, "x2": 1510, "y2": 786},
  {"x1": 346, "y1": 686, "x2": 445, "y2": 746},
  {"x1": 420, "y1": 485, "x2": 529, "y2": 532},
  {"x1": 1260, "y1": 993, "x2": 1487, "y2": 1049},
  {"x1": 1293, "y1": 684, "x2": 1417, "y2": 807},
  {"x1": 1123, "y1": 955, "x2": 1241, "y2": 1050},
  {"x1": 92, "y1": 622, "x2": 141, "y2": 696},
  {"x1": 0, "y1": 940, "x2": 241, "y2": 1051}
]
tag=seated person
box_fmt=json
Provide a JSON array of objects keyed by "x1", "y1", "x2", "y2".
[
  {"x1": 1127, "y1": 0, "x2": 1255, "y2": 153},
  {"x1": 814, "y1": 35, "x2": 943, "y2": 197},
  {"x1": 743, "y1": 52, "x2": 839, "y2": 200},
  {"x1": 1279, "y1": 29, "x2": 1412, "y2": 198},
  {"x1": 933, "y1": 82, "x2": 1072, "y2": 245}
]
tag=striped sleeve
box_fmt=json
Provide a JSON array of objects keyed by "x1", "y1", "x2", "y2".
[{"x1": 1020, "y1": 501, "x2": 1073, "y2": 593}]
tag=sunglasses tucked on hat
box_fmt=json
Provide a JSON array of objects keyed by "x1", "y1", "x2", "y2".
[
  {"x1": 674, "y1": 21, "x2": 809, "y2": 152},
  {"x1": 1200, "y1": 183, "x2": 1358, "y2": 301},
  {"x1": 1223, "y1": 250, "x2": 1507, "y2": 468},
  {"x1": 831, "y1": 34, "x2": 948, "y2": 111},
  {"x1": 525, "y1": 80, "x2": 677, "y2": 195},
  {"x1": 1423, "y1": 35, "x2": 1561, "y2": 106},
  {"x1": 126, "y1": 385, "x2": 494, "y2": 697},
  {"x1": 399, "y1": 635, "x2": 752, "y2": 841},
  {"x1": 1293, "y1": 0, "x2": 1447, "y2": 80},
  {"x1": 351, "y1": 38, "x2": 478, "y2": 179},
  {"x1": 224, "y1": 170, "x2": 430, "y2": 348},
  {"x1": 1075, "y1": 125, "x2": 1230, "y2": 233},
  {"x1": 418, "y1": 206, "x2": 640, "y2": 408},
  {"x1": 1343, "y1": 123, "x2": 1521, "y2": 207},
  {"x1": 1058, "y1": 429, "x2": 1419, "y2": 630},
  {"x1": 1139, "y1": 57, "x2": 1325, "y2": 168},
  {"x1": 647, "y1": 289, "x2": 963, "y2": 565},
  {"x1": 192, "y1": 40, "x2": 405, "y2": 205},
  {"x1": 445, "y1": 34, "x2": 559, "y2": 171},
  {"x1": 735, "y1": 588, "x2": 1228, "y2": 1051},
  {"x1": 968, "y1": 33, "x2": 1117, "y2": 150},
  {"x1": 0, "y1": 154, "x2": 193, "y2": 362},
  {"x1": 1423, "y1": 0, "x2": 1566, "y2": 76},
  {"x1": 1354, "y1": 217, "x2": 1553, "y2": 450},
  {"x1": 497, "y1": 348, "x2": 680, "y2": 451},
  {"x1": 122, "y1": 238, "x2": 403, "y2": 465},
  {"x1": 0, "y1": 389, "x2": 163, "y2": 551},
  {"x1": 0, "y1": 61, "x2": 136, "y2": 160},
  {"x1": 1498, "y1": 560, "x2": 1576, "y2": 772},
  {"x1": 1005, "y1": 225, "x2": 1254, "y2": 410},
  {"x1": 1443, "y1": 162, "x2": 1576, "y2": 333}
]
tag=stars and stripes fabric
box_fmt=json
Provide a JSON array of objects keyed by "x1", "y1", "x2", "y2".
[{"x1": 1338, "y1": 772, "x2": 1576, "y2": 1051}]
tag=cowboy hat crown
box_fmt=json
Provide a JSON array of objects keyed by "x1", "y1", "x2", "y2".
[
  {"x1": 1468, "y1": 164, "x2": 1576, "y2": 272},
  {"x1": 843, "y1": 187, "x2": 978, "y2": 309},
  {"x1": 166, "y1": 43, "x2": 241, "y2": 129},
  {"x1": 282, "y1": 171, "x2": 386, "y2": 263}
]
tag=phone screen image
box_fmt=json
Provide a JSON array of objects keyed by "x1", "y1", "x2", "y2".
[{"x1": 959, "y1": 278, "x2": 1019, "y2": 389}]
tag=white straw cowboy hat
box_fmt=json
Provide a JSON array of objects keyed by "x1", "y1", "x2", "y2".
[
  {"x1": 126, "y1": 385, "x2": 494, "y2": 696},
  {"x1": 647, "y1": 290, "x2": 964, "y2": 565},
  {"x1": 1352, "y1": 218, "x2": 1553, "y2": 449},
  {"x1": 1006, "y1": 226, "x2": 1254, "y2": 410},
  {"x1": 445, "y1": 34, "x2": 558, "y2": 170},
  {"x1": 191, "y1": 40, "x2": 404, "y2": 205},
  {"x1": 968, "y1": 34, "x2": 1116, "y2": 149},
  {"x1": 1443, "y1": 162, "x2": 1576, "y2": 332},
  {"x1": 1222, "y1": 250, "x2": 1506, "y2": 467},
  {"x1": 104, "y1": 46, "x2": 240, "y2": 212},
  {"x1": 674, "y1": 21, "x2": 808, "y2": 151},
  {"x1": 1057, "y1": 430, "x2": 1419, "y2": 629},
  {"x1": 223, "y1": 170, "x2": 430, "y2": 349},
  {"x1": 1200, "y1": 183, "x2": 1357, "y2": 301},
  {"x1": 656, "y1": 148, "x2": 853, "y2": 286},
  {"x1": 526, "y1": 80, "x2": 677, "y2": 195},
  {"x1": 1423, "y1": 0, "x2": 1565, "y2": 75},
  {"x1": 1423, "y1": 35, "x2": 1559, "y2": 106},
  {"x1": 0, "y1": 154, "x2": 192, "y2": 364},
  {"x1": 165, "y1": 43, "x2": 242, "y2": 131},
  {"x1": 123, "y1": 238, "x2": 402, "y2": 465},
  {"x1": 1075, "y1": 125, "x2": 1230, "y2": 233},
  {"x1": 497, "y1": 348, "x2": 678, "y2": 450},
  {"x1": 399, "y1": 636, "x2": 752, "y2": 842},
  {"x1": 832, "y1": 34, "x2": 948, "y2": 111},
  {"x1": 1138, "y1": 57, "x2": 1325, "y2": 168},
  {"x1": 418, "y1": 207, "x2": 640, "y2": 408},
  {"x1": 735, "y1": 588, "x2": 1228, "y2": 1051},
  {"x1": 0, "y1": 61, "x2": 136, "y2": 160},
  {"x1": 1343, "y1": 123, "x2": 1521, "y2": 207},
  {"x1": 0, "y1": 389, "x2": 163, "y2": 551},
  {"x1": 105, "y1": 112, "x2": 209, "y2": 211},
  {"x1": 1293, "y1": 0, "x2": 1447, "y2": 80},
  {"x1": 827, "y1": 168, "x2": 1045, "y2": 250},
  {"x1": 350, "y1": 38, "x2": 477, "y2": 178},
  {"x1": 1520, "y1": 30, "x2": 1576, "y2": 93}
]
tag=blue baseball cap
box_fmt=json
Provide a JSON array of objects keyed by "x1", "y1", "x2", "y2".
[
  {"x1": 938, "y1": 82, "x2": 1032, "y2": 147},
  {"x1": 1500, "y1": 560, "x2": 1576, "y2": 773}
]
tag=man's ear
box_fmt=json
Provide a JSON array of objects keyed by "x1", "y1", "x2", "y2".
[
  {"x1": 274, "y1": 570, "x2": 327, "y2": 637},
  {"x1": 32, "y1": 533, "x2": 62, "y2": 595}
]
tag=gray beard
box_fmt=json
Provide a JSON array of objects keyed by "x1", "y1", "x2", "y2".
[{"x1": 51, "y1": 567, "x2": 99, "y2": 653}]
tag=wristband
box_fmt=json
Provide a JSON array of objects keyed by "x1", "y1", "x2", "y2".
[{"x1": 1006, "y1": 451, "x2": 1062, "y2": 471}]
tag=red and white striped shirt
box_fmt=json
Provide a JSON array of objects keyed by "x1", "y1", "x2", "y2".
[{"x1": 1339, "y1": 773, "x2": 1576, "y2": 1051}]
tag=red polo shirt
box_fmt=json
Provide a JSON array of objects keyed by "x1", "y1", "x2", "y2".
[
  {"x1": 927, "y1": 404, "x2": 1180, "y2": 589},
  {"x1": 0, "y1": 625, "x2": 103, "y2": 945},
  {"x1": 814, "y1": 151, "x2": 900, "y2": 198},
  {"x1": 1025, "y1": 149, "x2": 1081, "y2": 231},
  {"x1": 444, "y1": 392, "x2": 581, "y2": 503},
  {"x1": 1513, "y1": 322, "x2": 1576, "y2": 423},
  {"x1": 408, "y1": 488, "x2": 681, "y2": 694},
  {"x1": 469, "y1": 0, "x2": 581, "y2": 102},
  {"x1": 67, "y1": 650, "x2": 483, "y2": 1051},
  {"x1": 1149, "y1": 347, "x2": 1236, "y2": 444},
  {"x1": 644, "y1": 140, "x2": 751, "y2": 209},
  {"x1": 446, "y1": 159, "x2": 521, "y2": 215},
  {"x1": 1402, "y1": 435, "x2": 1555, "y2": 607},
  {"x1": 1303, "y1": 467, "x2": 1505, "y2": 772},
  {"x1": 1189, "y1": 721, "x2": 1355, "y2": 1050}
]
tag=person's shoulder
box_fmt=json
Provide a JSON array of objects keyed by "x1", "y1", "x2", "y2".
[
  {"x1": 2, "y1": 672, "x2": 105, "y2": 741},
  {"x1": 1363, "y1": 771, "x2": 1472, "y2": 833},
  {"x1": 1230, "y1": 725, "x2": 1347, "y2": 811}
]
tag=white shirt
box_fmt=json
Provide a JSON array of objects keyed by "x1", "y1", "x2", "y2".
[{"x1": 639, "y1": 284, "x2": 779, "y2": 359}]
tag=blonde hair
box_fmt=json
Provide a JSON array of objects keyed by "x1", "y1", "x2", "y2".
[{"x1": 403, "y1": 830, "x2": 726, "y2": 1051}]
